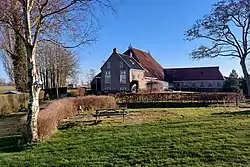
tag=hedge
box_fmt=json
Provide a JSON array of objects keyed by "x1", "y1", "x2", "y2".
[
  {"x1": 20, "y1": 95, "x2": 117, "y2": 140},
  {"x1": 115, "y1": 92, "x2": 243, "y2": 104},
  {"x1": 0, "y1": 94, "x2": 29, "y2": 116},
  {"x1": 76, "y1": 95, "x2": 117, "y2": 111}
]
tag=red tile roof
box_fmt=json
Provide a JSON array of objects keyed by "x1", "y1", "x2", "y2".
[
  {"x1": 164, "y1": 67, "x2": 225, "y2": 81},
  {"x1": 124, "y1": 48, "x2": 164, "y2": 80}
]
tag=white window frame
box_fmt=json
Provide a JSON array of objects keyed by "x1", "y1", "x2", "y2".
[
  {"x1": 200, "y1": 82, "x2": 204, "y2": 88},
  {"x1": 105, "y1": 70, "x2": 111, "y2": 84},
  {"x1": 120, "y1": 87, "x2": 127, "y2": 91},
  {"x1": 120, "y1": 70, "x2": 126, "y2": 84},
  {"x1": 120, "y1": 61, "x2": 124, "y2": 68},
  {"x1": 208, "y1": 82, "x2": 213, "y2": 87},
  {"x1": 182, "y1": 82, "x2": 188, "y2": 88},
  {"x1": 105, "y1": 87, "x2": 111, "y2": 91},
  {"x1": 107, "y1": 62, "x2": 111, "y2": 69}
]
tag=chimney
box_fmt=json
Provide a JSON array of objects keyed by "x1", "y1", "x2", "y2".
[{"x1": 113, "y1": 48, "x2": 118, "y2": 53}]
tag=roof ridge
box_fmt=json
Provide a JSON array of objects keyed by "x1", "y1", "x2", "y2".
[
  {"x1": 164, "y1": 66, "x2": 219, "y2": 70},
  {"x1": 132, "y1": 48, "x2": 151, "y2": 56},
  {"x1": 132, "y1": 48, "x2": 150, "y2": 55},
  {"x1": 132, "y1": 48, "x2": 163, "y2": 69}
]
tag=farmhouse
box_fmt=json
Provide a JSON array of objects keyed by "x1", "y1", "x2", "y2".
[
  {"x1": 91, "y1": 47, "x2": 225, "y2": 93},
  {"x1": 164, "y1": 67, "x2": 225, "y2": 92}
]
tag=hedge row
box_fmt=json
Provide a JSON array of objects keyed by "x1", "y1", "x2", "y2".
[
  {"x1": 67, "y1": 88, "x2": 86, "y2": 97},
  {"x1": 77, "y1": 95, "x2": 117, "y2": 111},
  {"x1": 115, "y1": 92, "x2": 243, "y2": 104},
  {"x1": 0, "y1": 94, "x2": 29, "y2": 116},
  {"x1": 20, "y1": 95, "x2": 116, "y2": 140}
]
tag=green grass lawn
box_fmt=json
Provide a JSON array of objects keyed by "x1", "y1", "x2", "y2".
[
  {"x1": 0, "y1": 86, "x2": 15, "y2": 94},
  {"x1": 0, "y1": 108, "x2": 250, "y2": 166}
]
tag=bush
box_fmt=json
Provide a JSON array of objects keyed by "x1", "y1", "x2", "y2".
[
  {"x1": 0, "y1": 94, "x2": 28, "y2": 116},
  {"x1": 67, "y1": 89, "x2": 78, "y2": 97},
  {"x1": 68, "y1": 88, "x2": 86, "y2": 97},
  {"x1": 39, "y1": 90, "x2": 45, "y2": 100},
  {"x1": 77, "y1": 88, "x2": 86, "y2": 96}
]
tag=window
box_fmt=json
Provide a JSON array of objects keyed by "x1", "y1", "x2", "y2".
[
  {"x1": 192, "y1": 82, "x2": 196, "y2": 87},
  {"x1": 107, "y1": 62, "x2": 111, "y2": 69},
  {"x1": 200, "y1": 82, "x2": 204, "y2": 88},
  {"x1": 132, "y1": 71, "x2": 135, "y2": 80},
  {"x1": 105, "y1": 87, "x2": 111, "y2": 91},
  {"x1": 217, "y1": 82, "x2": 221, "y2": 87},
  {"x1": 208, "y1": 82, "x2": 213, "y2": 87},
  {"x1": 176, "y1": 82, "x2": 180, "y2": 87},
  {"x1": 132, "y1": 74, "x2": 135, "y2": 80},
  {"x1": 105, "y1": 71, "x2": 111, "y2": 84},
  {"x1": 120, "y1": 61, "x2": 124, "y2": 68},
  {"x1": 120, "y1": 70, "x2": 126, "y2": 84},
  {"x1": 120, "y1": 87, "x2": 127, "y2": 91}
]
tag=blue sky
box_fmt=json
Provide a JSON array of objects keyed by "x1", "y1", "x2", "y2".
[{"x1": 0, "y1": 0, "x2": 243, "y2": 80}]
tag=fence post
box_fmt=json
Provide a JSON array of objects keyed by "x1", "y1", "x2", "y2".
[
  {"x1": 223, "y1": 97, "x2": 226, "y2": 107},
  {"x1": 236, "y1": 95, "x2": 239, "y2": 107},
  {"x1": 95, "y1": 110, "x2": 98, "y2": 124},
  {"x1": 123, "y1": 109, "x2": 125, "y2": 122}
]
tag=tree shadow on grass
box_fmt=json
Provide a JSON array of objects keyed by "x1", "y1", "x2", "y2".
[
  {"x1": 0, "y1": 112, "x2": 26, "y2": 120},
  {"x1": 0, "y1": 135, "x2": 25, "y2": 153},
  {"x1": 58, "y1": 120, "x2": 102, "y2": 130},
  {"x1": 212, "y1": 110, "x2": 250, "y2": 117}
]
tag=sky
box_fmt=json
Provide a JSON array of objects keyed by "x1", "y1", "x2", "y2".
[{"x1": 0, "y1": 0, "x2": 243, "y2": 81}]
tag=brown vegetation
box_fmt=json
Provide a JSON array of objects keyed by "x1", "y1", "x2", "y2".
[
  {"x1": 76, "y1": 95, "x2": 117, "y2": 111},
  {"x1": 0, "y1": 94, "x2": 28, "y2": 116},
  {"x1": 115, "y1": 92, "x2": 243, "y2": 103},
  {"x1": 21, "y1": 95, "x2": 117, "y2": 140}
]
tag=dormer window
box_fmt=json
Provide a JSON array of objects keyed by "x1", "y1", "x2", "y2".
[
  {"x1": 107, "y1": 62, "x2": 111, "y2": 69},
  {"x1": 130, "y1": 59, "x2": 135, "y2": 65},
  {"x1": 120, "y1": 61, "x2": 124, "y2": 68}
]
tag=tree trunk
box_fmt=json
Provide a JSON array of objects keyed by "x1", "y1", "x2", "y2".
[
  {"x1": 26, "y1": 46, "x2": 40, "y2": 142},
  {"x1": 45, "y1": 69, "x2": 48, "y2": 88},
  {"x1": 12, "y1": 10, "x2": 28, "y2": 92},
  {"x1": 240, "y1": 58, "x2": 250, "y2": 97}
]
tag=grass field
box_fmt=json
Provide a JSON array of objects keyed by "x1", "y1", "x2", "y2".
[
  {"x1": 0, "y1": 86, "x2": 15, "y2": 94},
  {"x1": 0, "y1": 108, "x2": 250, "y2": 166}
]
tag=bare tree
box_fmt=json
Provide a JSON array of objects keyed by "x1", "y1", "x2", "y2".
[
  {"x1": 185, "y1": 0, "x2": 250, "y2": 97},
  {"x1": 0, "y1": 78, "x2": 5, "y2": 86},
  {"x1": 85, "y1": 69, "x2": 96, "y2": 86},
  {"x1": 36, "y1": 41, "x2": 79, "y2": 89},
  {"x1": 0, "y1": 0, "x2": 114, "y2": 142}
]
